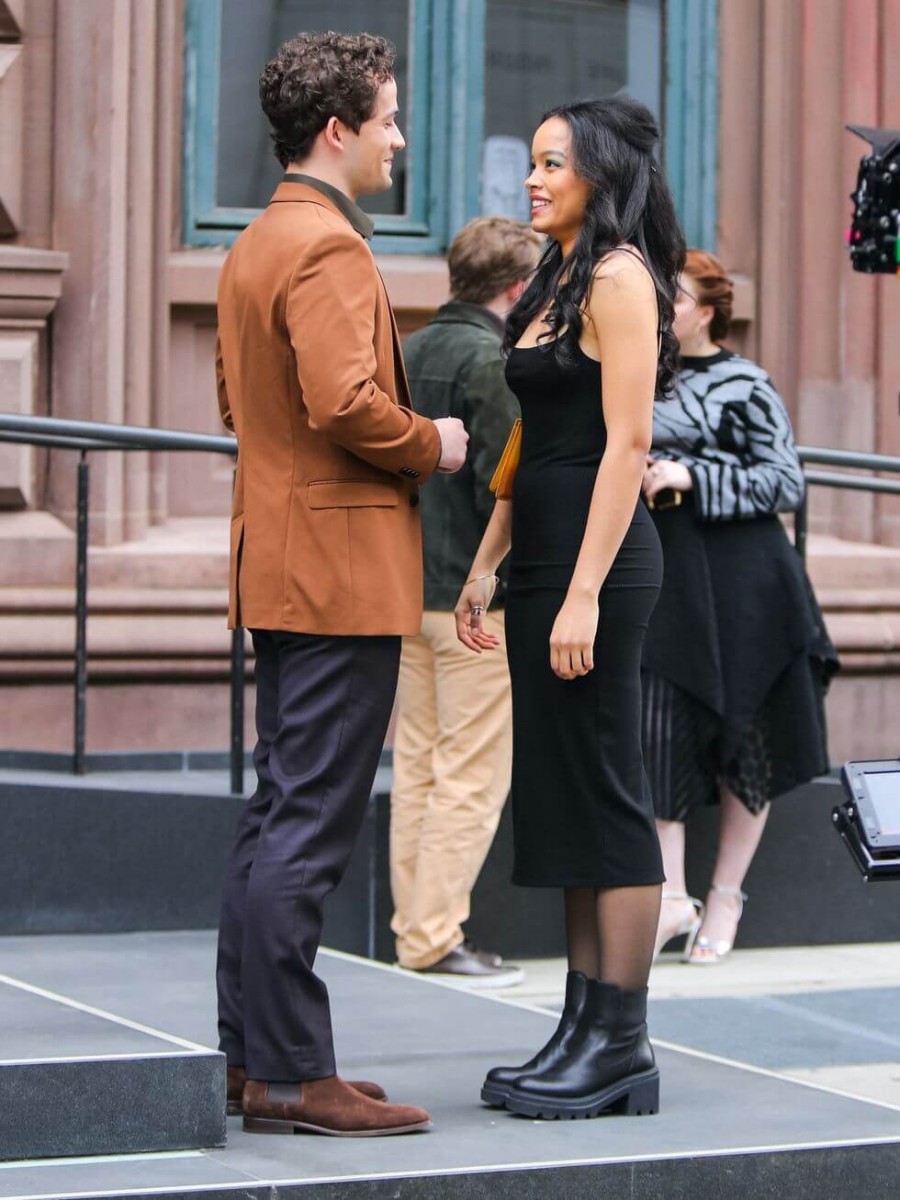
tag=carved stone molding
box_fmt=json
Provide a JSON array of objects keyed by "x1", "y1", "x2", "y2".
[
  {"x1": 0, "y1": 332, "x2": 35, "y2": 505},
  {"x1": 0, "y1": 0, "x2": 21, "y2": 41},
  {"x1": 0, "y1": 246, "x2": 68, "y2": 511},
  {"x1": 0, "y1": 245, "x2": 69, "y2": 323}
]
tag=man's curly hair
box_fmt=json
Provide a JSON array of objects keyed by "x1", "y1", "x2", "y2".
[{"x1": 259, "y1": 32, "x2": 396, "y2": 169}]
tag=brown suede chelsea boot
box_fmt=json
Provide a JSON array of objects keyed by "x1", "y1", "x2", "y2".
[
  {"x1": 226, "y1": 1065, "x2": 387, "y2": 1116},
  {"x1": 242, "y1": 1077, "x2": 431, "y2": 1136}
]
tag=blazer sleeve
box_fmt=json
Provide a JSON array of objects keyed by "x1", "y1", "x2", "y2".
[
  {"x1": 688, "y1": 379, "x2": 806, "y2": 520},
  {"x1": 215, "y1": 334, "x2": 234, "y2": 434},
  {"x1": 286, "y1": 226, "x2": 441, "y2": 478}
]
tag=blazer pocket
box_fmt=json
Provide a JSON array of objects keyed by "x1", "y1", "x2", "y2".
[{"x1": 306, "y1": 479, "x2": 400, "y2": 509}]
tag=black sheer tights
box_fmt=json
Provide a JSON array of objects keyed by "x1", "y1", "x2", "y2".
[{"x1": 564, "y1": 885, "x2": 662, "y2": 990}]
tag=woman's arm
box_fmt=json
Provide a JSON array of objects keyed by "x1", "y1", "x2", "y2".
[
  {"x1": 454, "y1": 498, "x2": 513, "y2": 653},
  {"x1": 550, "y1": 259, "x2": 658, "y2": 681},
  {"x1": 686, "y1": 379, "x2": 805, "y2": 519}
]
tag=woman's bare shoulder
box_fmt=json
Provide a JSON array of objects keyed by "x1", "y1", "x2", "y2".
[
  {"x1": 593, "y1": 244, "x2": 653, "y2": 286},
  {"x1": 589, "y1": 248, "x2": 656, "y2": 315}
]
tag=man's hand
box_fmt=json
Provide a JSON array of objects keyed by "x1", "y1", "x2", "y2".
[{"x1": 434, "y1": 417, "x2": 469, "y2": 474}]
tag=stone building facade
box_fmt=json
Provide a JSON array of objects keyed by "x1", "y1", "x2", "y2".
[{"x1": 0, "y1": 0, "x2": 897, "y2": 760}]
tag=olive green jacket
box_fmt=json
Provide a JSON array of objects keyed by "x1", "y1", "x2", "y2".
[{"x1": 404, "y1": 302, "x2": 520, "y2": 610}]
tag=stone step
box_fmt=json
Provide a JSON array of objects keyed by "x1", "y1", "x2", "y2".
[
  {"x1": 0, "y1": 973, "x2": 223, "y2": 1160},
  {"x1": 807, "y1": 533, "x2": 900, "y2": 590}
]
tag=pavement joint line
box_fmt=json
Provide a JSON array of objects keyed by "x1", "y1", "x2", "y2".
[
  {"x1": 319, "y1": 946, "x2": 571, "y2": 1016},
  {"x1": 738, "y1": 992, "x2": 900, "y2": 1052},
  {"x1": 0, "y1": 974, "x2": 215, "y2": 1054},
  {"x1": 0, "y1": 1052, "x2": 211, "y2": 1066},
  {"x1": 651, "y1": 1037, "x2": 900, "y2": 1113},
  {"x1": 6, "y1": 1136, "x2": 900, "y2": 1200},
  {"x1": 0, "y1": 1153, "x2": 203, "y2": 1172}
]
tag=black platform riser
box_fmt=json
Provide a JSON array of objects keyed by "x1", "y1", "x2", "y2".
[{"x1": 1, "y1": 774, "x2": 896, "y2": 950}]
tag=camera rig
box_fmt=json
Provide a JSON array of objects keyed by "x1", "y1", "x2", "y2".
[{"x1": 846, "y1": 125, "x2": 900, "y2": 275}]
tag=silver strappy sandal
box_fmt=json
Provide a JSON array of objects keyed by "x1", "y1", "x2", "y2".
[
  {"x1": 653, "y1": 891, "x2": 704, "y2": 961},
  {"x1": 686, "y1": 884, "x2": 747, "y2": 965}
]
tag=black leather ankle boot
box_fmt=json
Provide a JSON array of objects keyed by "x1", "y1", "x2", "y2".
[
  {"x1": 504, "y1": 979, "x2": 659, "y2": 1119},
  {"x1": 480, "y1": 971, "x2": 589, "y2": 1107}
]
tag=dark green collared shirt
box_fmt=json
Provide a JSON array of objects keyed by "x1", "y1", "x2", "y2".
[{"x1": 282, "y1": 173, "x2": 374, "y2": 240}]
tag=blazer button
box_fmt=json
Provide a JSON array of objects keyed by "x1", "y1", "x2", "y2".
[{"x1": 409, "y1": 492, "x2": 420, "y2": 508}]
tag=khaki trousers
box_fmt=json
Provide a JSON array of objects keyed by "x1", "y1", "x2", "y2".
[{"x1": 389, "y1": 609, "x2": 512, "y2": 969}]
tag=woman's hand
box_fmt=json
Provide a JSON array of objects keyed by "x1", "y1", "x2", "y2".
[
  {"x1": 642, "y1": 456, "x2": 693, "y2": 502},
  {"x1": 454, "y1": 574, "x2": 501, "y2": 653},
  {"x1": 549, "y1": 591, "x2": 599, "y2": 680}
]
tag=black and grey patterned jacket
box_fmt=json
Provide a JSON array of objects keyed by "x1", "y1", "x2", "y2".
[{"x1": 652, "y1": 349, "x2": 805, "y2": 521}]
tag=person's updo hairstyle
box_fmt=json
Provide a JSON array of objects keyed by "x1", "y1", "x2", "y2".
[
  {"x1": 682, "y1": 249, "x2": 733, "y2": 343},
  {"x1": 504, "y1": 95, "x2": 686, "y2": 396}
]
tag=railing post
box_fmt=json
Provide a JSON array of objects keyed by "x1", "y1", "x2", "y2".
[
  {"x1": 74, "y1": 451, "x2": 90, "y2": 774},
  {"x1": 795, "y1": 486, "x2": 808, "y2": 565}
]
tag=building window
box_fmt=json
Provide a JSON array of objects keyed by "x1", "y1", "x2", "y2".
[
  {"x1": 183, "y1": 0, "x2": 713, "y2": 254},
  {"x1": 215, "y1": 0, "x2": 411, "y2": 218},
  {"x1": 481, "y1": 0, "x2": 662, "y2": 222},
  {"x1": 183, "y1": 0, "x2": 449, "y2": 252}
]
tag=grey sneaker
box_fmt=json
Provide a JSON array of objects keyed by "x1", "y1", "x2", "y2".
[{"x1": 414, "y1": 943, "x2": 524, "y2": 989}]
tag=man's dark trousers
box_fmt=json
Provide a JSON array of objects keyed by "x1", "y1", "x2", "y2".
[{"x1": 216, "y1": 628, "x2": 401, "y2": 1082}]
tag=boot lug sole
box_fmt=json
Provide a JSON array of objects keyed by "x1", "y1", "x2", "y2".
[
  {"x1": 504, "y1": 1068, "x2": 660, "y2": 1120},
  {"x1": 480, "y1": 1083, "x2": 511, "y2": 1107}
]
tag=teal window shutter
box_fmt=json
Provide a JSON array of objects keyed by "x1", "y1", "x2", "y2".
[{"x1": 665, "y1": 0, "x2": 719, "y2": 251}]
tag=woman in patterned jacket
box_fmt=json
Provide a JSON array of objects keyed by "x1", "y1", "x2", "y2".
[{"x1": 641, "y1": 249, "x2": 838, "y2": 963}]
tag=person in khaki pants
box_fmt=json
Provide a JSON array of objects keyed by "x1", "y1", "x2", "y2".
[{"x1": 390, "y1": 218, "x2": 542, "y2": 986}]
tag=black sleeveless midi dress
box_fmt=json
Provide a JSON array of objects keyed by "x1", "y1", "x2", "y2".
[{"x1": 504, "y1": 343, "x2": 665, "y2": 889}]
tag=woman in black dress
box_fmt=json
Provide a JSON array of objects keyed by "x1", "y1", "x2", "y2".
[
  {"x1": 454, "y1": 96, "x2": 684, "y2": 1119},
  {"x1": 643, "y1": 250, "x2": 838, "y2": 963}
]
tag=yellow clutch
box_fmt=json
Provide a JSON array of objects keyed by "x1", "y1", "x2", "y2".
[{"x1": 489, "y1": 419, "x2": 522, "y2": 501}]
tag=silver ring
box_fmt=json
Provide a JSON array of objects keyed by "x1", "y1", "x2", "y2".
[{"x1": 471, "y1": 605, "x2": 485, "y2": 616}]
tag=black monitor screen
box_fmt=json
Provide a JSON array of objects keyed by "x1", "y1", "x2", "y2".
[{"x1": 867, "y1": 772, "x2": 900, "y2": 836}]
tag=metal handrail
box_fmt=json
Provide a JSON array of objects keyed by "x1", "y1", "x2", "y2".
[
  {"x1": 0, "y1": 413, "x2": 243, "y2": 792},
  {"x1": 793, "y1": 446, "x2": 900, "y2": 564},
  {"x1": 0, "y1": 414, "x2": 898, "y2": 788},
  {"x1": 798, "y1": 446, "x2": 900, "y2": 473},
  {"x1": 0, "y1": 413, "x2": 237, "y2": 456}
]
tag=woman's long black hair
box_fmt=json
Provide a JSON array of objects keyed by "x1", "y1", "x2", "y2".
[{"x1": 504, "y1": 96, "x2": 686, "y2": 396}]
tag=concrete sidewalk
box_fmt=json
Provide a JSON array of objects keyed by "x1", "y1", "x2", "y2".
[{"x1": 469, "y1": 942, "x2": 900, "y2": 1109}]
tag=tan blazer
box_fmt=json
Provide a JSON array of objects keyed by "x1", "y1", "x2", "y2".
[{"x1": 216, "y1": 181, "x2": 441, "y2": 636}]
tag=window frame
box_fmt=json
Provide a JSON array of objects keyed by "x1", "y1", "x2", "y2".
[{"x1": 182, "y1": 0, "x2": 453, "y2": 253}]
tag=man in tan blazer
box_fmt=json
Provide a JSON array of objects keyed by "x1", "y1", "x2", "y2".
[{"x1": 215, "y1": 31, "x2": 467, "y2": 1138}]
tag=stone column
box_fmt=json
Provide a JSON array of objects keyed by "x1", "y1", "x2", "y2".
[
  {"x1": 48, "y1": 0, "x2": 178, "y2": 545},
  {"x1": 874, "y1": 0, "x2": 900, "y2": 547},
  {"x1": 719, "y1": 0, "x2": 898, "y2": 545}
]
